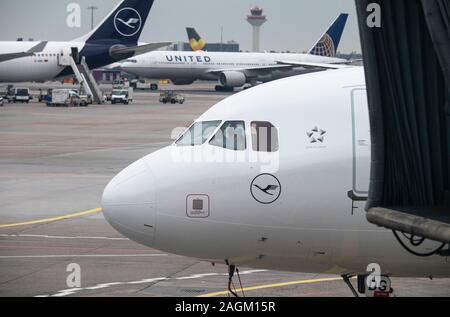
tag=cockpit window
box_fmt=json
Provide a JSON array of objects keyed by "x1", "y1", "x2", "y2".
[
  {"x1": 251, "y1": 121, "x2": 279, "y2": 152},
  {"x1": 176, "y1": 121, "x2": 221, "y2": 146},
  {"x1": 209, "y1": 121, "x2": 246, "y2": 151}
]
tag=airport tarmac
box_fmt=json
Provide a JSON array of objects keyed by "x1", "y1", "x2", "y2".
[{"x1": 1, "y1": 83, "x2": 449, "y2": 297}]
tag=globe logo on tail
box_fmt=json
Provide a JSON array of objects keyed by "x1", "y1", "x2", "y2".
[
  {"x1": 114, "y1": 8, "x2": 142, "y2": 37},
  {"x1": 311, "y1": 34, "x2": 335, "y2": 57}
]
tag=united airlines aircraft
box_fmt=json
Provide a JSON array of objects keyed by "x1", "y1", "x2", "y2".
[{"x1": 118, "y1": 14, "x2": 350, "y2": 91}]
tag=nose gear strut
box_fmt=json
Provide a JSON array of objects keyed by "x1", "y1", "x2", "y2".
[{"x1": 226, "y1": 261, "x2": 245, "y2": 297}]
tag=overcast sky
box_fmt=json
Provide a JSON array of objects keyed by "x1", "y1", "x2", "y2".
[{"x1": 0, "y1": 0, "x2": 361, "y2": 53}]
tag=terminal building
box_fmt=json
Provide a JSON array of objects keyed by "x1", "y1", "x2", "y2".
[{"x1": 170, "y1": 41, "x2": 240, "y2": 52}]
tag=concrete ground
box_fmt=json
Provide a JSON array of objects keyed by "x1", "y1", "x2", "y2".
[{"x1": 0, "y1": 83, "x2": 449, "y2": 297}]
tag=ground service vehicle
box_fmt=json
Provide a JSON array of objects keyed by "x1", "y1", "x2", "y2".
[
  {"x1": 159, "y1": 91, "x2": 185, "y2": 104},
  {"x1": 12, "y1": 87, "x2": 31, "y2": 103},
  {"x1": 47, "y1": 89, "x2": 88, "y2": 107},
  {"x1": 38, "y1": 89, "x2": 53, "y2": 103},
  {"x1": 111, "y1": 88, "x2": 133, "y2": 104},
  {"x1": 131, "y1": 79, "x2": 158, "y2": 91}
]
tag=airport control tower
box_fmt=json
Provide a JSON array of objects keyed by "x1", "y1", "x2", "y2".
[{"x1": 246, "y1": 6, "x2": 267, "y2": 52}]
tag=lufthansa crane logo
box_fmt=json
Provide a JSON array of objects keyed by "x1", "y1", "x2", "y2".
[
  {"x1": 114, "y1": 8, "x2": 142, "y2": 37},
  {"x1": 251, "y1": 174, "x2": 281, "y2": 204}
]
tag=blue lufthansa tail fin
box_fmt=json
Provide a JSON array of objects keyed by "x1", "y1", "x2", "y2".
[
  {"x1": 309, "y1": 13, "x2": 348, "y2": 57},
  {"x1": 75, "y1": 0, "x2": 154, "y2": 45}
]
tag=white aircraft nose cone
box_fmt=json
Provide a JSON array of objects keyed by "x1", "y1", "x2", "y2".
[{"x1": 102, "y1": 159, "x2": 157, "y2": 247}]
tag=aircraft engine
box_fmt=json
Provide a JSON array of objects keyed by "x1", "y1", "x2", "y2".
[{"x1": 219, "y1": 71, "x2": 247, "y2": 88}]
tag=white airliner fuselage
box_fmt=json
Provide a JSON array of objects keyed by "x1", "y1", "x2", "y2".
[
  {"x1": 0, "y1": 42, "x2": 84, "y2": 82},
  {"x1": 102, "y1": 67, "x2": 449, "y2": 278},
  {"x1": 119, "y1": 50, "x2": 347, "y2": 86},
  {"x1": 0, "y1": 0, "x2": 166, "y2": 84}
]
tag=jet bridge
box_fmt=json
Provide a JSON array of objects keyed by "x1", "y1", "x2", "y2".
[
  {"x1": 58, "y1": 47, "x2": 103, "y2": 104},
  {"x1": 356, "y1": 0, "x2": 450, "y2": 250}
]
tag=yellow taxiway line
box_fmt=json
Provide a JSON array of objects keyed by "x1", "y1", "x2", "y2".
[
  {"x1": 198, "y1": 277, "x2": 344, "y2": 297},
  {"x1": 0, "y1": 208, "x2": 102, "y2": 229}
]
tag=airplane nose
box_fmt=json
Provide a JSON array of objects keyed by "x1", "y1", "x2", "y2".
[{"x1": 102, "y1": 159, "x2": 157, "y2": 247}]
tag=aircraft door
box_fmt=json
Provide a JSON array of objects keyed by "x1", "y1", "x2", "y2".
[
  {"x1": 58, "y1": 47, "x2": 72, "y2": 66},
  {"x1": 71, "y1": 47, "x2": 80, "y2": 64},
  {"x1": 348, "y1": 88, "x2": 371, "y2": 211}
]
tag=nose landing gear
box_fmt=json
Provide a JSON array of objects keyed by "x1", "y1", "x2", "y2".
[
  {"x1": 342, "y1": 274, "x2": 395, "y2": 297},
  {"x1": 342, "y1": 274, "x2": 359, "y2": 297},
  {"x1": 226, "y1": 261, "x2": 245, "y2": 297}
]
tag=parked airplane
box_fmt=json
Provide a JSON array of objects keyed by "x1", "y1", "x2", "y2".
[
  {"x1": 0, "y1": 0, "x2": 169, "y2": 83},
  {"x1": 102, "y1": 67, "x2": 450, "y2": 295},
  {"x1": 186, "y1": 27, "x2": 206, "y2": 52},
  {"x1": 118, "y1": 14, "x2": 349, "y2": 91}
]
